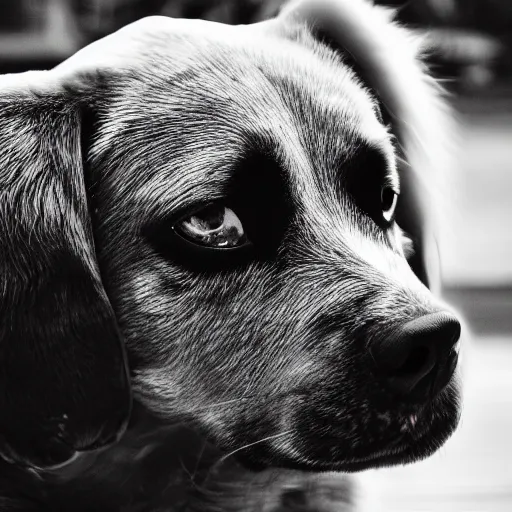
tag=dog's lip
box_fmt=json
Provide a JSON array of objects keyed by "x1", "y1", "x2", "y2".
[
  {"x1": 266, "y1": 404, "x2": 438, "y2": 472},
  {"x1": 281, "y1": 423, "x2": 435, "y2": 473},
  {"x1": 397, "y1": 405, "x2": 429, "y2": 433},
  {"x1": 329, "y1": 446, "x2": 414, "y2": 472},
  {"x1": 307, "y1": 397, "x2": 460, "y2": 472},
  {"x1": 262, "y1": 440, "x2": 413, "y2": 474},
  {"x1": 339, "y1": 415, "x2": 447, "y2": 472},
  {"x1": 235, "y1": 411, "x2": 428, "y2": 473}
]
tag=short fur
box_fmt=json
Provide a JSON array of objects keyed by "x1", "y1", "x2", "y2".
[{"x1": 0, "y1": 1, "x2": 460, "y2": 510}]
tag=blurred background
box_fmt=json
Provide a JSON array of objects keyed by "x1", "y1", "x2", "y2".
[{"x1": 0, "y1": 0, "x2": 510, "y2": 510}]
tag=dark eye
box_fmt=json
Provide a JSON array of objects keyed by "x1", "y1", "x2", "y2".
[
  {"x1": 381, "y1": 187, "x2": 398, "y2": 224},
  {"x1": 174, "y1": 204, "x2": 248, "y2": 248}
]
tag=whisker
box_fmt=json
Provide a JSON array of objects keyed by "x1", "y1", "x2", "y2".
[
  {"x1": 190, "y1": 438, "x2": 209, "y2": 483},
  {"x1": 179, "y1": 456, "x2": 195, "y2": 483},
  {"x1": 217, "y1": 430, "x2": 294, "y2": 466}
]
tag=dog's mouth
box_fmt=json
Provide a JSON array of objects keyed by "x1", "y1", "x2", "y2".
[
  {"x1": 306, "y1": 405, "x2": 457, "y2": 473},
  {"x1": 230, "y1": 377, "x2": 461, "y2": 473}
]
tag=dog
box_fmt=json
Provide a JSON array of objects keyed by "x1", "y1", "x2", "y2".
[{"x1": 0, "y1": 0, "x2": 461, "y2": 510}]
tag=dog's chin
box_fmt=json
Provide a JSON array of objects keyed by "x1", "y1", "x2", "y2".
[{"x1": 235, "y1": 381, "x2": 461, "y2": 474}]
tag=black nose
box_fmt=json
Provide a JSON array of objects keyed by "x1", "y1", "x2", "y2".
[{"x1": 370, "y1": 312, "x2": 461, "y2": 398}]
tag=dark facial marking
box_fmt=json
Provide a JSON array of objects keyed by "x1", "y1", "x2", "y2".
[
  {"x1": 143, "y1": 136, "x2": 294, "y2": 272},
  {"x1": 342, "y1": 143, "x2": 398, "y2": 231}
]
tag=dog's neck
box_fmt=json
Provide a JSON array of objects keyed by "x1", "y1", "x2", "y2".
[{"x1": 17, "y1": 403, "x2": 353, "y2": 511}]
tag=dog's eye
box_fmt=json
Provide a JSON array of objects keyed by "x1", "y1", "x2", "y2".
[
  {"x1": 381, "y1": 187, "x2": 398, "y2": 224},
  {"x1": 174, "y1": 204, "x2": 248, "y2": 248}
]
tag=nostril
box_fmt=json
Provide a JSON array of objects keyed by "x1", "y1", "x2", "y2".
[
  {"x1": 394, "y1": 345, "x2": 431, "y2": 378},
  {"x1": 387, "y1": 344, "x2": 437, "y2": 395},
  {"x1": 370, "y1": 311, "x2": 461, "y2": 398}
]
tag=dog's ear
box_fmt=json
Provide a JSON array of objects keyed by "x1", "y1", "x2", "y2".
[
  {"x1": 277, "y1": 0, "x2": 453, "y2": 292},
  {"x1": 0, "y1": 69, "x2": 132, "y2": 470}
]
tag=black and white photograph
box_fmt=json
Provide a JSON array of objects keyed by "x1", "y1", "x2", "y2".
[{"x1": 0, "y1": 1, "x2": 510, "y2": 510}]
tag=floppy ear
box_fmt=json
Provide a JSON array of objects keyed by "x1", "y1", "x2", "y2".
[
  {"x1": 0, "y1": 71, "x2": 131, "y2": 470},
  {"x1": 278, "y1": 0, "x2": 454, "y2": 292}
]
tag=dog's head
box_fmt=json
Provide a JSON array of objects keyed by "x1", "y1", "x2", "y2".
[{"x1": 0, "y1": 0, "x2": 461, "y2": 473}]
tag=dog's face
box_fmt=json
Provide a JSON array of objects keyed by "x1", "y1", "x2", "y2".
[
  {"x1": 0, "y1": 2, "x2": 461, "y2": 475},
  {"x1": 86, "y1": 18, "x2": 460, "y2": 471}
]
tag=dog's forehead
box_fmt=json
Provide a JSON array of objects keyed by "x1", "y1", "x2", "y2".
[
  {"x1": 89, "y1": 17, "x2": 395, "y2": 221},
  {"x1": 50, "y1": 15, "x2": 389, "y2": 162},
  {"x1": 64, "y1": 16, "x2": 381, "y2": 136},
  {"x1": 189, "y1": 18, "x2": 388, "y2": 149}
]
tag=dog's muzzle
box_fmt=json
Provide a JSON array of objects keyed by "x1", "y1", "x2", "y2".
[{"x1": 370, "y1": 312, "x2": 461, "y2": 402}]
